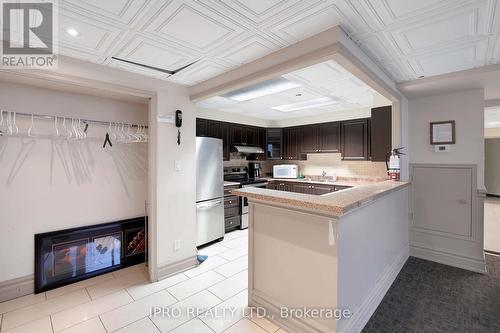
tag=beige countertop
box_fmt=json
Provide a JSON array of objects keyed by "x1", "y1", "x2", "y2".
[
  {"x1": 263, "y1": 176, "x2": 388, "y2": 187},
  {"x1": 233, "y1": 180, "x2": 409, "y2": 217}
]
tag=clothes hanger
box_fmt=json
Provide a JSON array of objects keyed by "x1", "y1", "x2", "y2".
[
  {"x1": 28, "y1": 114, "x2": 37, "y2": 137},
  {"x1": 54, "y1": 116, "x2": 59, "y2": 137},
  {"x1": 12, "y1": 112, "x2": 19, "y2": 135},
  {"x1": 103, "y1": 121, "x2": 113, "y2": 148}
]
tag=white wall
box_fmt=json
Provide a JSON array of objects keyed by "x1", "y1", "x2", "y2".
[
  {"x1": 408, "y1": 89, "x2": 485, "y2": 188},
  {"x1": 0, "y1": 81, "x2": 148, "y2": 283},
  {"x1": 151, "y1": 87, "x2": 198, "y2": 275},
  {"x1": 0, "y1": 56, "x2": 200, "y2": 289}
]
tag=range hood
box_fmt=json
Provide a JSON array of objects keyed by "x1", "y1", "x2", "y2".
[{"x1": 233, "y1": 145, "x2": 264, "y2": 154}]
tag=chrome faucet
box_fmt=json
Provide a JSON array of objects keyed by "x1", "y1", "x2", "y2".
[{"x1": 322, "y1": 170, "x2": 327, "y2": 178}]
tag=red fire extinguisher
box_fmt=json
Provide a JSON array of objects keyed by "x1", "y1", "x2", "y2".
[{"x1": 385, "y1": 148, "x2": 405, "y2": 181}]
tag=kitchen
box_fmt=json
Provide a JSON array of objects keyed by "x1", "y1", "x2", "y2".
[
  {"x1": 0, "y1": 1, "x2": 497, "y2": 331},
  {"x1": 194, "y1": 59, "x2": 396, "y2": 246},
  {"x1": 193, "y1": 57, "x2": 409, "y2": 332}
]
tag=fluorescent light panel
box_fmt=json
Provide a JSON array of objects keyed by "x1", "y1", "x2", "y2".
[
  {"x1": 272, "y1": 97, "x2": 340, "y2": 112},
  {"x1": 222, "y1": 77, "x2": 300, "y2": 101}
]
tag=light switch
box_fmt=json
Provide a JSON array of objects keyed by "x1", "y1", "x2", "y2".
[{"x1": 174, "y1": 160, "x2": 182, "y2": 171}]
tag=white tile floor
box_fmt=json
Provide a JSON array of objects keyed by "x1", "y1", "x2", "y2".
[
  {"x1": 485, "y1": 197, "x2": 500, "y2": 253},
  {"x1": 0, "y1": 229, "x2": 287, "y2": 333}
]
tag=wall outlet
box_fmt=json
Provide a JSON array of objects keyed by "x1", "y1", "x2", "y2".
[
  {"x1": 174, "y1": 239, "x2": 181, "y2": 251},
  {"x1": 174, "y1": 160, "x2": 182, "y2": 171}
]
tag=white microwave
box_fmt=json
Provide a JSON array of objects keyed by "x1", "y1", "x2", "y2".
[{"x1": 273, "y1": 165, "x2": 298, "y2": 179}]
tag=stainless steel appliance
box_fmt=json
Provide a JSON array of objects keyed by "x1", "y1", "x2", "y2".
[
  {"x1": 223, "y1": 166, "x2": 268, "y2": 229},
  {"x1": 248, "y1": 162, "x2": 262, "y2": 179},
  {"x1": 273, "y1": 164, "x2": 298, "y2": 179},
  {"x1": 196, "y1": 137, "x2": 224, "y2": 246}
]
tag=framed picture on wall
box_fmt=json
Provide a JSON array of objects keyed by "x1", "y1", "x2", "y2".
[{"x1": 430, "y1": 120, "x2": 455, "y2": 145}]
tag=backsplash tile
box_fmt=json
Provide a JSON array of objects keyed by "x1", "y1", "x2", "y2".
[{"x1": 224, "y1": 153, "x2": 388, "y2": 179}]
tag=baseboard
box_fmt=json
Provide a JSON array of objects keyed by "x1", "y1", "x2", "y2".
[
  {"x1": 410, "y1": 245, "x2": 487, "y2": 273},
  {"x1": 339, "y1": 249, "x2": 409, "y2": 333},
  {"x1": 249, "y1": 250, "x2": 408, "y2": 333},
  {"x1": 250, "y1": 290, "x2": 331, "y2": 333},
  {"x1": 0, "y1": 275, "x2": 34, "y2": 302},
  {"x1": 156, "y1": 255, "x2": 198, "y2": 281}
]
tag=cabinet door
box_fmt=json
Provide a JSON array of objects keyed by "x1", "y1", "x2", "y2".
[
  {"x1": 231, "y1": 126, "x2": 246, "y2": 145},
  {"x1": 266, "y1": 128, "x2": 282, "y2": 159},
  {"x1": 341, "y1": 119, "x2": 369, "y2": 160},
  {"x1": 300, "y1": 125, "x2": 319, "y2": 153},
  {"x1": 245, "y1": 127, "x2": 258, "y2": 146},
  {"x1": 207, "y1": 120, "x2": 220, "y2": 138},
  {"x1": 267, "y1": 182, "x2": 276, "y2": 190},
  {"x1": 196, "y1": 118, "x2": 208, "y2": 137},
  {"x1": 312, "y1": 184, "x2": 334, "y2": 195},
  {"x1": 370, "y1": 106, "x2": 392, "y2": 162},
  {"x1": 292, "y1": 183, "x2": 311, "y2": 194},
  {"x1": 276, "y1": 182, "x2": 291, "y2": 191},
  {"x1": 219, "y1": 122, "x2": 230, "y2": 161},
  {"x1": 282, "y1": 129, "x2": 292, "y2": 160},
  {"x1": 319, "y1": 122, "x2": 340, "y2": 153}
]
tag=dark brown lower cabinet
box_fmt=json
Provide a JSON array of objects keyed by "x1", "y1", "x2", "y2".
[
  {"x1": 224, "y1": 194, "x2": 241, "y2": 232},
  {"x1": 312, "y1": 184, "x2": 335, "y2": 195},
  {"x1": 276, "y1": 181, "x2": 293, "y2": 192},
  {"x1": 268, "y1": 181, "x2": 349, "y2": 195}
]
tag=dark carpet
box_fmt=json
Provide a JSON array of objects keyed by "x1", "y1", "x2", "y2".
[{"x1": 362, "y1": 254, "x2": 500, "y2": 333}]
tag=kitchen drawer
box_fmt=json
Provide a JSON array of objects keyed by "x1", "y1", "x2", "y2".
[
  {"x1": 224, "y1": 196, "x2": 240, "y2": 208},
  {"x1": 225, "y1": 215, "x2": 241, "y2": 231},
  {"x1": 224, "y1": 185, "x2": 240, "y2": 196}
]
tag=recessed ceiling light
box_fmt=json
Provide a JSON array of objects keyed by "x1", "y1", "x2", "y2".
[
  {"x1": 67, "y1": 28, "x2": 79, "y2": 37},
  {"x1": 222, "y1": 77, "x2": 300, "y2": 101},
  {"x1": 272, "y1": 97, "x2": 340, "y2": 112}
]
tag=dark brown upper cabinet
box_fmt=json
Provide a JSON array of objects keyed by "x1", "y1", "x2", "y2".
[
  {"x1": 231, "y1": 125, "x2": 245, "y2": 145},
  {"x1": 196, "y1": 118, "x2": 208, "y2": 137},
  {"x1": 319, "y1": 122, "x2": 340, "y2": 153},
  {"x1": 266, "y1": 128, "x2": 282, "y2": 160},
  {"x1": 245, "y1": 127, "x2": 258, "y2": 146},
  {"x1": 300, "y1": 125, "x2": 319, "y2": 153},
  {"x1": 283, "y1": 127, "x2": 303, "y2": 160},
  {"x1": 206, "y1": 120, "x2": 220, "y2": 138},
  {"x1": 370, "y1": 106, "x2": 392, "y2": 162},
  {"x1": 299, "y1": 122, "x2": 340, "y2": 154},
  {"x1": 341, "y1": 118, "x2": 369, "y2": 160}
]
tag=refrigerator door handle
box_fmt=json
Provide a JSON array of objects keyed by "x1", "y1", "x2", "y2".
[{"x1": 196, "y1": 200, "x2": 223, "y2": 210}]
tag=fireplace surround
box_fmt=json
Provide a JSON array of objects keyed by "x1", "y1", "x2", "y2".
[{"x1": 34, "y1": 217, "x2": 147, "y2": 293}]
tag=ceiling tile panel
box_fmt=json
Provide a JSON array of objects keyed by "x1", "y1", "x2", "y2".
[
  {"x1": 408, "y1": 41, "x2": 488, "y2": 76},
  {"x1": 216, "y1": 35, "x2": 281, "y2": 66},
  {"x1": 61, "y1": 0, "x2": 150, "y2": 26},
  {"x1": 113, "y1": 35, "x2": 199, "y2": 70},
  {"x1": 139, "y1": 0, "x2": 247, "y2": 53},
  {"x1": 41, "y1": 0, "x2": 500, "y2": 83}
]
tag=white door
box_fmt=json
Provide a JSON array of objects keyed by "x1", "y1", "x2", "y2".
[{"x1": 412, "y1": 166, "x2": 473, "y2": 238}]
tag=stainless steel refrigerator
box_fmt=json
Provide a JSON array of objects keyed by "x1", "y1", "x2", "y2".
[{"x1": 196, "y1": 137, "x2": 224, "y2": 246}]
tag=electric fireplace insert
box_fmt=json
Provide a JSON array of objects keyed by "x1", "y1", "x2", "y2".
[{"x1": 34, "y1": 217, "x2": 147, "y2": 293}]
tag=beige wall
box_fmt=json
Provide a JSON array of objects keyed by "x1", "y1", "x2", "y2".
[
  {"x1": 152, "y1": 87, "x2": 198, "y2": 272},
  {"x1": 0, "y1": 81, "x2": 148, "y2": 283},
  {"x1": 408, "y1": 89, "x2": 485, "y2": 187},
  {"x1": 224, "y1": 153, "x2": 387, "y2": 179},
  {"x1": 262, "y1": 153, "x2": 387, "y2": 178}
]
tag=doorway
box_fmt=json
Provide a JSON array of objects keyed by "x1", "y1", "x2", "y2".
[{"x1": 484, "y1": 106, "x2": 500, "y2": 254}]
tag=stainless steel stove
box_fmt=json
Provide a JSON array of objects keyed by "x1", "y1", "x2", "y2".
[{"x1": 223, "y1": 167, "x2": 268, "y2": 229}]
